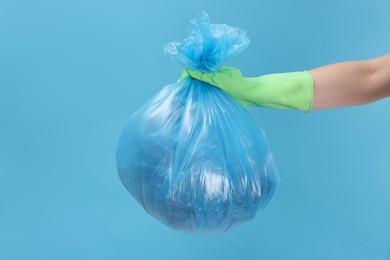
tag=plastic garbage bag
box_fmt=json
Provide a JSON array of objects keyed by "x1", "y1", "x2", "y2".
[{"x1": 116, "y1": 11, "x2": 279, "y2": 234}]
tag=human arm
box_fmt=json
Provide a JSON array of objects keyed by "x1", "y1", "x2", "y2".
[
  {"x1": 184, "y1": 53, "x2": 390, "y2": 111},
  {"x1": 310, "y1": 53, "x2": 390, "y2": 109}
]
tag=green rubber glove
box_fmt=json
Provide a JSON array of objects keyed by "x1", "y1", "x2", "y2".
[{"x1": 180, "y1": 66, "x2": 314, "y2": 112}]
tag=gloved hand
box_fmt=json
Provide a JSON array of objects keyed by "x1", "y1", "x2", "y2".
[{"x1": 179, "y1": 66, "x2": 314, "y2": 112}]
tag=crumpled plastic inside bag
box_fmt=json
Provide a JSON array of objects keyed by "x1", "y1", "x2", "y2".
[{"x1": 116, "y1": 11, "x2": 279, "y2": 234}]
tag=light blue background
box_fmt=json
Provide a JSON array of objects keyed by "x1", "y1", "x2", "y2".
[{"x1": 1, "y1": 0, "x2": 390, "y2": 259}]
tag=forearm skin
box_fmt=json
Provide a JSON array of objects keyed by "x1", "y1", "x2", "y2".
[
  {"x1": 371, "y1": 53, "x2": 390, "y2": 102},
  {"x1": 309, "y1": 58, "x2": 375, "y2": 109}
]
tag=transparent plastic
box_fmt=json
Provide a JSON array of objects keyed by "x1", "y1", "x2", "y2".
[{"x1": 116, "y1": 11, "x2": 279, "y2": 234}]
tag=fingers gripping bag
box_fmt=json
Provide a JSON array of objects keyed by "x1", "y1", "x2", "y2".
[{"x1": 116, "y1": 11, "x2": 279, "y2": 234}]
